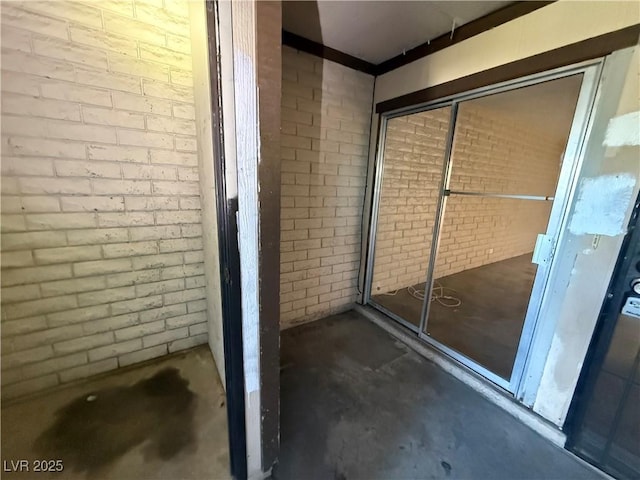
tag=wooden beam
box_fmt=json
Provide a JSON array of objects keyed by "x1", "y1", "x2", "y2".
[{"x1": 282, "y1": 30, "x2": 377, "y2": 76}]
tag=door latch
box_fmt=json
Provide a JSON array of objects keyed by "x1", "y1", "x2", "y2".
[{"x1": 532, "y1": 234, "x2": 554, "y2": 266}]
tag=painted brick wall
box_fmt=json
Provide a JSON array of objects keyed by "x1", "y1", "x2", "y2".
[
  {"x1": 280, "y1": 46, "x2": 374, "y2": 328},
  {"x1": 434, "y1": 103, "x2": 560, "y2": 279},
  {"x1": 0, "y1": 0, "x2": 207, "y2": 400},
  {"x1": 371, "y1": 107, "x2": 451, "y2": 295},
  {"x1": 372, "y1": 104, "x2": 563, "y2": 294}
]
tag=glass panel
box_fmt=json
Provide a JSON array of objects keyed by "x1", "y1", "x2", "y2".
[
  {"x1": 448, "y1": 75, "x2": 583, "y2": 197},
  {"x1": 574, "y1": 312, "x2": 640, "y2": 478},
  {"x1": 425, "y1": 196, "x2": 552, "y2": 379},
  {"x1": 603, "y1": 313, "x2": 639, "y2": 380},
  {"x1": 609, "y1": 382, "x2": 640, "y2": 476},
  {"x1": 575, "y1": 369, "x2": 626, "y2": 458},
  {"x1": 370, "y1": 106, "x2": 451, "y2": 328}
]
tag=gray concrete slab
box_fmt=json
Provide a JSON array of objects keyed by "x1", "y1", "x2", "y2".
[
  {"x1": 276, "y1": 310, "x2": 603, "y2": 480},
  {"x1": 2, "y1": 346, "x2": 229, "y2": 480}
]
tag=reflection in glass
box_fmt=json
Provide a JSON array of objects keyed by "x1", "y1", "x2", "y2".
[
  {"x1": 574, "y1": 312, "x2": 640, "y2": 478},
  {"x1": 448, "y1": 75, "x2": 582, "y2": 197},
  {"x1": 370, "y1": 106, "x2": 451, "y2": 327},
  {"x1": 425, "y1": 196, "x2": 551, "y2": 379},
  {"x1": 421, "y1": 75, "x2": 583, "y2": 380}
]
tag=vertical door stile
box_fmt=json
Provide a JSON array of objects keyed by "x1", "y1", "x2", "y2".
[{"x1": 418, "y1": 102, "x2": 459, "y2": 336}]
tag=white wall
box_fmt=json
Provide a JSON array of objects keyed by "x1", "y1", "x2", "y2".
[
  {"x1": 1, "y1": 0, "x2": 209, "y2": 400},
  {"x1": 188, "y1": 0, "x2": 225, "y2": 386},
  {"x1": 374, "y1": 0, "x2": 640, "y2": 103}
]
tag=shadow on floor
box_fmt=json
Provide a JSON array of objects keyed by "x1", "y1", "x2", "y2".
[{"x1": 276, "y1": 310, "x2": 602, "y2": 480}]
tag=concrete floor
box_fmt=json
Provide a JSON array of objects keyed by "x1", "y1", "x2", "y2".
[
  {"x1": 373, "y1": 253, "x2": 536, "y2": 379},
  {"x1": 276, "y1": 310, "x2": 602, "y2": 480},
  {"x1": 2, "y1": 346, "x2": 229, "y2": 480}
]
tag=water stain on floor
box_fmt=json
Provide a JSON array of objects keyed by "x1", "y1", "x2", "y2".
[{"x1": 34, "y1": 367, "x2": 197, "y2": 474}]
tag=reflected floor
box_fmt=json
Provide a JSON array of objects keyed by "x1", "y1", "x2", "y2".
[{"x1": 372, "y1": 253, "x2": 536, "y2": 379}]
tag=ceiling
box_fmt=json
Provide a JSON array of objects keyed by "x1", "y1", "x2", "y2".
[{"x1": 282, "y1": 1, "x2": 512, "y2": 65}]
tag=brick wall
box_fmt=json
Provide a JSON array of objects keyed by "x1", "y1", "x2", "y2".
[
  {"x1": 372, "y1": 103, "x2": 563, "y2": 293},
  {"x1": 434, "y1": 103, "x2": 560, "y2": 278},
  {"x1": 371, "y1": 107, "x2": 451, "y2": 295},
  {"x1": 280, "y1": 46, "x2": 374, "y2": 328},
  {"x1": 1, "y1": 0, "x2": 208, "y2": 400}
]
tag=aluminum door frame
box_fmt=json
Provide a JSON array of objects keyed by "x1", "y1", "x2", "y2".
[
  {"x1": 364, "y1": 59, "x2": 604, "y2": 394},
  {"x1": 365, "y1": 100, "x2": 455, "y2": 333}
]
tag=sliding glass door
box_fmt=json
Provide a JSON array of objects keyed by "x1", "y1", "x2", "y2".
[
  {"x1": 424, "y1": 196, "x2": 553, "y2": 381},
  {"x1": 422, "y1": 77, "x2": 581, "y2": 384},
  {"x1": 365, "y1": 64, "x2": 601, "y2": 392}
]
